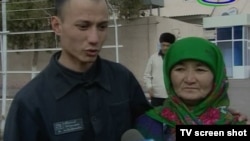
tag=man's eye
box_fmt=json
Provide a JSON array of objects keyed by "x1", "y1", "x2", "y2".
[
  {"x1": 78, "y1": 25, "x2": 88, "y2": 29},
  {"x1": 76, "y1": 23, "x2": 89, "y2": 30},
  {"x1": 98, "y1": 25, "x2": 108, "y2": 30}
]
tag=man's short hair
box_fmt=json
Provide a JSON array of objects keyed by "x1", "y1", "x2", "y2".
[
  {"x1": 159, "y1": 32, "x2": 176, "y2": 44},
  {"x1": 54, "y1": 0, "x2": 67, "y2": 17},
  {"x1": 54, "y1": 0, "x2": 106, "y2": 18}
]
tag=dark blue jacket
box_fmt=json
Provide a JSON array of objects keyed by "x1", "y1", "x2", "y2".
[{"x1": 4, "y1": 51, "x2": 151, "y2": 141}]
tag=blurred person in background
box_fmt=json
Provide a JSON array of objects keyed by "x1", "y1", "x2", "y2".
[{"x1": 143, "y1": 32, "x2": 176, "y2": 106}]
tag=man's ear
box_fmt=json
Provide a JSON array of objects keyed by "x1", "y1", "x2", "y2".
[{"x1": 51, "y1": 16, "x2": 62, "y2": 36}]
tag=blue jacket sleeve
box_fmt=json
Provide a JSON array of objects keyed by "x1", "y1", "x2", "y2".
[{"x1": 3, "y1": 99, "x2": 43, "y2": 141}]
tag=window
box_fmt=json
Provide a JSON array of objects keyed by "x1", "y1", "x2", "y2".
[
  {"x1": 234, "y1": 26, "x2": 242, "y2": 39},
  {"x1": 217, "y1": 27, "x2": 232, "y2": 40},
  {"x1": 234, "y1": 41, "x2": 243, "y2": 66}
]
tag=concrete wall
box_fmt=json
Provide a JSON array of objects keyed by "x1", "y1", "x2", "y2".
[{"x1": 0, "y1": 51, "x2": 54, "y2": 97}]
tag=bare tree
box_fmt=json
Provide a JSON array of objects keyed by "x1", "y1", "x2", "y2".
[
  {"x1": 108, "y1": 0, "x2": 145, "y2": 19},
  {"x1": 0, "y1": 0, "x2": 56, "y2": 77}
]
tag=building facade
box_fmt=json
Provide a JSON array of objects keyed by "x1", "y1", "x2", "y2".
[
  {"x1": 204, "y1": 14, "x2": 250, "y2": 79},
  {"x1": 147, "y1": 0, "x2": 250, "y2": 79}
]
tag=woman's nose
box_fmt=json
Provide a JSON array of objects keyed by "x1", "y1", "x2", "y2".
[{"x1": 184, "y1": 70, "x2": 196, "y2": 83}]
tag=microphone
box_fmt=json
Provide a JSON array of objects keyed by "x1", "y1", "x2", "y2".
[{"x1": 121, "y1": 129, "x2": 154, "y2": 141}]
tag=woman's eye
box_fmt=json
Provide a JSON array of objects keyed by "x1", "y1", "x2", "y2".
[
  {"x1": 196, "y1": 68, "x2": 208, "y2": 72},
  {"x1": 173, "y1": 67, "x2": 184, "y2": 71}
]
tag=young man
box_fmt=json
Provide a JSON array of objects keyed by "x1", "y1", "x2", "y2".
[
  {"x1": 3, "y1": 0, "x2": 151, "y2": 141},
  {"x1": 143, "y1": 32, "x2": 176, "y2": 106},
  {"x1": 4, "y1": 1, "x2": 248, "y2": 141}
]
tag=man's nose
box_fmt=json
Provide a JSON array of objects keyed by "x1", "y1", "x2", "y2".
[{"x1": 88, "y1": 28, "x2": 99, "y2": 44}]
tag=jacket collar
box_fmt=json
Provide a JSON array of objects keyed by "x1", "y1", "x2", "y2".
[{"x1": 46, "y1": 51, "x2": 111, "y2": 100}]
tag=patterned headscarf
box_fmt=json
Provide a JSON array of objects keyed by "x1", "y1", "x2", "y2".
[{"x1": 146, "y1": 37, "x2": 245, "y2": 127}]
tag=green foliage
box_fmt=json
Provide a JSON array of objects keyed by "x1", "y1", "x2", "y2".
[
  {"x1": 108, "y1": 0, "x2": 145, "y2": 19},
  {"x1": 0, "y1": 0, "x2": 56, "y2": 49}
]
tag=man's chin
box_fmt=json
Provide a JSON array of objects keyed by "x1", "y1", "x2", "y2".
[{"x1": 81, "y1": 56, "x2": 97, "y2": 63}]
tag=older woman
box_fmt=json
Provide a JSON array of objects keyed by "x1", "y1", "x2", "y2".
[{"x1": 136, "y1": 37, "x2": 246, "y2": 141}]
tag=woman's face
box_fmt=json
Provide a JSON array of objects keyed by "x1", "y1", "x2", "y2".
[{"x1": 170, "y1": 60, "x2": 214, "y2": 106}]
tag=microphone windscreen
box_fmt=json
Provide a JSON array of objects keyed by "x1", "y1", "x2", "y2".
[{"x1": 121, "y1": 129, "x2": 145, "y2": 141}]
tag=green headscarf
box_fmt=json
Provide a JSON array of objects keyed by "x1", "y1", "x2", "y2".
[{"x1": 146, "y1": 37, "x2": 244, "y2": 126}]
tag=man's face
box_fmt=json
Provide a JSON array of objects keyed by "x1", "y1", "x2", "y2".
[
  {"x1": 160, "y1": 42, "x2": 171, "y2": 54},
  {"x1": 51, "y1": 0, "x2": 109, "y2": 65}
]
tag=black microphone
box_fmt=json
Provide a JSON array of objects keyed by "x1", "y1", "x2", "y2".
[{"x1": 121, "y1": 129, "x2": 154, "y2": 141}]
